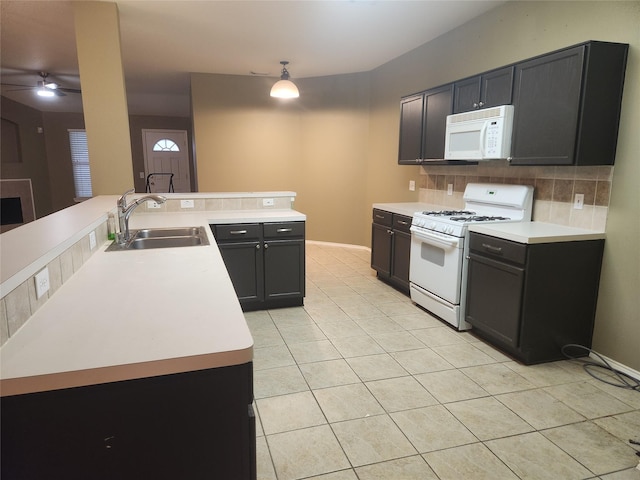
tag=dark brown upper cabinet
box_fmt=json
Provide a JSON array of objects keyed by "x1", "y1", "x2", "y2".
[
  {"x1": 398, "y1": 40, "x2": 628, "y2": 167},
  {"x1": 453, "y1": 66, "x2": 514, "y2": 114},
  {"x1": 510, "y1": 41, "x2": 628, "y2": 166},
  {"x1": 398, "y1": 84, "x2": 454, "y2": 165}
]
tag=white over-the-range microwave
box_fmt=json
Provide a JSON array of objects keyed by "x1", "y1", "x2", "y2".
[{"x1": 444, "y1": 104, "x2": 514, "y2": 161}]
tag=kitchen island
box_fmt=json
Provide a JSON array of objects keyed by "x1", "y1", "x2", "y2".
[{"x1": 0, "y1": 192, "x2": 305, "y2": 479}]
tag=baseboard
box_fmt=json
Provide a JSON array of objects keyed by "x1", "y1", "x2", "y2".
[
  {"x1": 589, "y1": 351, "x2": 640, "y2": 382},
  {"x1": 306, "y1": 240, "x2": 370, "y2": 251}
]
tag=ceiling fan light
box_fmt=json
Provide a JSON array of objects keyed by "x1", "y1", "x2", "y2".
[
  {"x1": 37, "y1": 87, "x2": 55, "y2": 97},
  {"x1": 270, "y1": 79, "x2": 299, "y2": 98}
]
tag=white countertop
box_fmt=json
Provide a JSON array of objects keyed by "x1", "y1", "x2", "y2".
[
  {"x1": 373, "y1": 202, "x2": 440, "y2": 217},
  {"x1": 1, "y1": 202, "x2": 306, "y2": 396},
  {"x1": 469, "y1": 221, "x2": 606, "y2": 244}
]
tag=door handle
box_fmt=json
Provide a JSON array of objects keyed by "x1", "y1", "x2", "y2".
[{"x1": 482, "y1": 243, "x2": 503, "y2": 254}]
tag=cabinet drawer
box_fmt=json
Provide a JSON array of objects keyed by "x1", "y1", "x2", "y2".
[
  {"x1": 373, "y1": 209, "x2": 393, "y2": 227},
  {"x1": 263, "y1": 222, "x2": 305, "y2": 239},
  {"x1": 469, "y1": 233, "x2": 527, "y2": 265},
  {"x1": 392, "y1": 214, "x2": 412, "y2": 233},
  {"x1": 214, "y1": 223, "x2": 261, "y2": 241}
]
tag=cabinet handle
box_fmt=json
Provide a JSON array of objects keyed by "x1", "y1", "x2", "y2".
[
  {"x1": 256, "y1": 244, "x2": 260, "y2": 250},
  {"x1": 397, "y1": 220, "x2": 408, "y2": 225},
  {"x1": 230, "y1": 230, "x2": 247, "y2": 235},
  {"x1": 478, "y1": 101, "x2": 484, "y2": 107},
  {"x1": 482, "y1": 243, "x2": 503, "y2": 254},
  {"x1": 264, "y1": 243, "x2": 269, "y2": 249},
  {"x1": 473, "y1": 102, "x2": 479, "y2": 108},
  {"x1": 387, "y1": 230, "x2": 394, "y2": 235},
  {"x1": 375, "y1": 214, "x2": 385, "y2": 219},
  {"x1": 276, "y1": 228, "x2": 293, "y2": 233}
]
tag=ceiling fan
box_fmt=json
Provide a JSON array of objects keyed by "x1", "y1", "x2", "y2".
[{"x1": 1, "y1": 72, "x2": 81, "y2": 97}]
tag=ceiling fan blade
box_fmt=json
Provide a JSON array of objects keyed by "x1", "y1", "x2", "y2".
[
  {"x1": 0, "y1": 82, "x2": 33, "y2": 88},
  {"x1": 58, "y1": 87, "x2": 81, "y2": 94}
]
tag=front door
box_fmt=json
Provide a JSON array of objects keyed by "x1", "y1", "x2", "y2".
[{"x1": 142, "y1": 129, "x2": 190, "y2": 193}]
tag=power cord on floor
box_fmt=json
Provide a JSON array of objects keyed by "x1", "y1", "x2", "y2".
[{"x1": 561, "y1": 343, "x2": 640, "y2": 391}]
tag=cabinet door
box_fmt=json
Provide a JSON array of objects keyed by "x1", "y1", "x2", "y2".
[
  {"x1": 422, "y1": 84, "x2": 453, "y2": 160},
  {"x1": 371, "y1": 223, "x2": 392, "y2": 277},
  {"x1": 398, "y1": 94, "x2": 424, "y2": 164},
  {"x1": 465, "y1": 253, "x2": 525, "y2": 348},
  {"x1": 264, "y1": 239, "x2": 305, "y2": 301},
  {"x1": 390, "y1": 229, "x2": 411, "y2": 291},
  {"x1": 453, "y1": 67, "x2": 513, "y2": 113},
  {"x1": 510, "y1": 46, "x2": 585, "y2": 165},
  {"x1": 453, "y1": 76, "x2": 482, "y2": 113},
  {"x1": 218, "y1": 241, "x2": 264, "y2": 304},
  {"x1": 481, "y1": 66, "x2": 514, "y2": 109}
]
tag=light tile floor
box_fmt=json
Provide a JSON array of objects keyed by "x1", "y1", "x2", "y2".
[{"x1": 247, "y1": 243, "x2": 640, "y2": 480}]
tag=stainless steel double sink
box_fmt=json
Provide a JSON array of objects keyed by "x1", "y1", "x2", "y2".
[{"x1": 106, "y1": 226, "x2": 210, "y2": 251}]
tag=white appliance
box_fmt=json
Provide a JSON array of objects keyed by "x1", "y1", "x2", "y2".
[
  {"x1": 409, "y1": 183, "x2": 533, "y2": 330},
  {"x1": 444, "y1": 105, "x2": 514, "y2": 160}
]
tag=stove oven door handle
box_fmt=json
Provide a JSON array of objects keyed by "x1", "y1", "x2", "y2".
[{"x1": 410, "y1": 227, "x2": 460, "y2": 248}]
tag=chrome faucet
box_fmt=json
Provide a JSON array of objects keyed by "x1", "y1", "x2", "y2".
[{"x1": 116, "y1": 188, "x2": 167, "y2": 244}]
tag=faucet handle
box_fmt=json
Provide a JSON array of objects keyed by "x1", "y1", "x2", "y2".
[{"x1": 117, "y1": 188, "x2": 135, "y2": 207}]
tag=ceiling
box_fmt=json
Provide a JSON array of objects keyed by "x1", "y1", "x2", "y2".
[{"x1": 0, "y1": 0, "x2": 504, "y2": 116}]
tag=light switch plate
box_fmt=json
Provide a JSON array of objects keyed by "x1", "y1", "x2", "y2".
[
  {"x1": 409, "y1": 180, "x2": 416, "y2": 191},
  {"x1": 447, "y1": 184, "x2": 453, "y2": 196},
  {"x1": 574, "y1": 193, "x2": 584, "y2": 210},
  {"x1": 180, "y1": 199, "x2": 195, "y2": 209},
  {"x1": 89, "y1": 231, "x2": 97, "y2": 250},
  {"x1": 35, "y1": 267, "x2": 50, "y2": 299}
]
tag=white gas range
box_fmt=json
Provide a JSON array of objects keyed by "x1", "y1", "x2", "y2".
[{"x1": 409, "y1": 183, "x2": 533, "y2": 330}]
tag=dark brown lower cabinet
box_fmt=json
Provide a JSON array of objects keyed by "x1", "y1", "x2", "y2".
[
  {"x1": 1, "y1": 363, "x2": 256, "y2": 480},
  {"x1": 213, "y1": 222, "x2": 305, "y2": 311},
  {"x1": 465, "y1": 232, "x2": 604, "y2": 364},
  {"x1": 371, "y1": 209, "x2": 411, "y2": 294}
]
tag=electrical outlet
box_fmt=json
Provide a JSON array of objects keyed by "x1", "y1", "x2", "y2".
[
  {"x1": 409, "y1": 180, "x2": 416, "y2": 191},
  {"x1": 447, "y1": 184, "x2": 453, "y2": 196},
  {"x1": 262, "y1": 198, "x2": 274, "y2": 207},
  {"x1": 89, "y1": 231, "x2": 97, "y2": 250},
  {"x1": 35, "y1": 267, "x2": 50, "y2": 299},
  {"x1": 574, "y1": 193, "x2": 584, "y2": 210},
  {"x1": 147, "y1": 200, "x2": 162, "y2": 209},
  {"x1": 139, "y1": 172, "x2": 145, "y2": 179},
  {"x1": 180, "y1": 199, "x2": 195, "y2": 209}
]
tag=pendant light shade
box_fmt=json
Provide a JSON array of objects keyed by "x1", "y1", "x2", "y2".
[{"x1": 270, "y1": 61, "x2": 299, "y2": 98}]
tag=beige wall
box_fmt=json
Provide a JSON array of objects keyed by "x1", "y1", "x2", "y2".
[
  {"x1": 191, "y1": 72, "x2": 371, "y2": 244},
  {"x1": 73, "y1": 1, "x2": 133, "y2": 195}
]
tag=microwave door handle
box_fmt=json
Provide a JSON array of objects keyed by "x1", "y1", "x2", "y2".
[{"x1": 479, "y1": 121, "x2": 488, "y2": 158}]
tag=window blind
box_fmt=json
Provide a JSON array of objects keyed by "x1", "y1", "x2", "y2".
[{"x1": 68, "y1": 129, "x2": 92, "y2": 198}]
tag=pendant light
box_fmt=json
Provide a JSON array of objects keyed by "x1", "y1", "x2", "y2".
[{"x1": 270, "y1": 61, "x2": 299, "y2": 99}]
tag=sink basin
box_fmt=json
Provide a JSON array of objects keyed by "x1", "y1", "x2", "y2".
[
  {"x1": 135, "y1": 227, "x2": 203, "y2": 239},
  {"x1": 128, "y1": 236, "x2": 206, "y2": 249},
  {"x1": 106, "y1": 226, "x2": 210, "y2": 251}
]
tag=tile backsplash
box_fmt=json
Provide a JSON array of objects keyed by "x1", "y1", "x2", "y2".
[{"x1": 419, "y1": 161, "x2": 612, "y2": 231}]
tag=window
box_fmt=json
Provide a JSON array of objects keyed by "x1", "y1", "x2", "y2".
[
  {"x1": 152, "y1": 139, "x2": 180, "y2": 152},
  {"x1": 68, "y1": 129, "x2": 92, "y2": 198}
]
